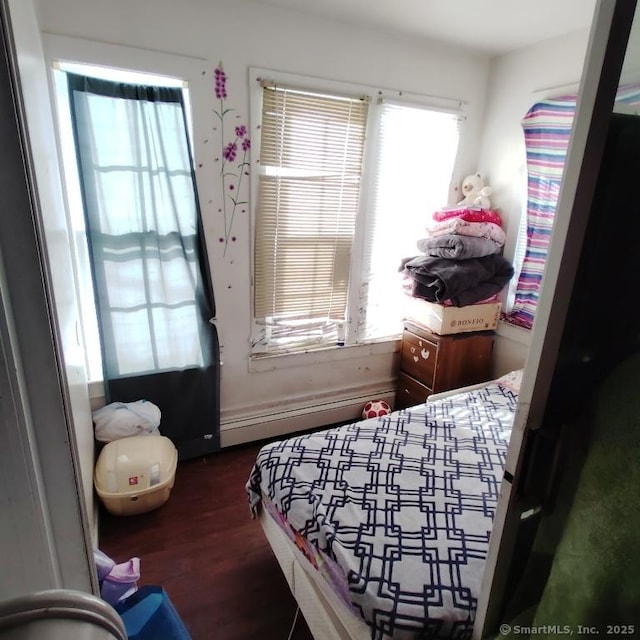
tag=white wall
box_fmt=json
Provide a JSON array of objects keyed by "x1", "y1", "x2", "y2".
[
  {"x1": 34, "y1": 0, "x2": 492, "y2": 444},
  {"x1": 478, "y1": 29, "x2": 593, "y2": 376}
]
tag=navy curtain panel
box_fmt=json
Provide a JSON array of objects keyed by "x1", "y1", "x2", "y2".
[{"x1": 67, "y1": 73, "x2": 220, "y2": 460}]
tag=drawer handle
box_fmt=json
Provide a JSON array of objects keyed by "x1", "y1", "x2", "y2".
[{"x1": 421, "y1": 348, "x2": 430, "y2": 359}]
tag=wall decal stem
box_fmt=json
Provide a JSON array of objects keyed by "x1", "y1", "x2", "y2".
[{"x1": 213, "y1": 62, "x2": 250, "y2": 257}]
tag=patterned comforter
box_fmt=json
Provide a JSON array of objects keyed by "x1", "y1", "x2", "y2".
[{"x1": 246, "y1": 377, "x2": 518, "y2": 639}]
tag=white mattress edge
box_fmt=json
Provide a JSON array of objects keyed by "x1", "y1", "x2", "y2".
[{"x1": 258, "y1": 503, "x2": 370, "y2": 640}]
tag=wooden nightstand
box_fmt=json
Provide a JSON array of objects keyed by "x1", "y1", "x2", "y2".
[{"x1": 394, "y1": 320, "x2": 494, "y2": 409}]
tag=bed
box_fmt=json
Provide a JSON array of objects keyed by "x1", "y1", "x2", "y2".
[{"x1": 246, "y1": 371, "x2": 521, "y2": 640}]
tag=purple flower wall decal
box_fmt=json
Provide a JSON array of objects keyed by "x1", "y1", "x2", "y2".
[
  {"x1": 212, "y1": 61, "x2": 250, "y2": 257},
  {"x1": 223, "y1": 142, "x2": 238, "y2": 162},
  {"x1": 214, "y1": 65, "x2": 227, "y2": 100}
]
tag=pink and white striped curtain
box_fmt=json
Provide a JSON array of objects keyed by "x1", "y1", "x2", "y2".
[{"x1": 506, "y1": 84, "x2": 640, "y2": 330}]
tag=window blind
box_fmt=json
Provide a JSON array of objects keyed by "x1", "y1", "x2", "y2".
[{"x1": 254, "y1": 83, "x2": 369, "y2": 334}]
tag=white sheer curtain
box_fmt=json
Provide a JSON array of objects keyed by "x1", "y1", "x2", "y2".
[{"x1": 67, "y1": 73, "x2": 213, "y2": 377}]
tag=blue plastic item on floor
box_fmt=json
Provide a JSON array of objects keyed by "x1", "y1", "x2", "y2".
[{"x1": 114, "y1": 585, "x2": 191, "y2": 640}]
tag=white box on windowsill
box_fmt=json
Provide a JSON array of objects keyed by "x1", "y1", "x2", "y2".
[{"x1": 402, "y1": 296, "x2": 501, "y2": 335}]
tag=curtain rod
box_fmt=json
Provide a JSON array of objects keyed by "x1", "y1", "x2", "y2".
[
  {"x1": 53, "y1": 60, "x2": 188, "y2": 88},
  {"x1": 533, "y1": 80, "x2": 580, "y2": 96}
]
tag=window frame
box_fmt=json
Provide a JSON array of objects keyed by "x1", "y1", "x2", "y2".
[{"x1": 249, "y1": 67, "x2": 466, "y2": 360}]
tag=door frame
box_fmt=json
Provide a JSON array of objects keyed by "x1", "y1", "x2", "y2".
[
  {"x1": 0, "y1": 0, "x2": 95, "y2": 598},
  {"x1": 475, "y1": 0, "x2": 638, "y2": 636}
]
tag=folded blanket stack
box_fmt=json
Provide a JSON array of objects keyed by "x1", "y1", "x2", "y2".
[{"x1": 401, "y1": 206, "x2": 514, "y2": 307}]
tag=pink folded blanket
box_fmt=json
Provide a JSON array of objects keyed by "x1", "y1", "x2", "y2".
[
  {"x1": 427, "y1": 218, "x2": 506, "y2": 246},
  {"x1": 432, "y1": 206, "x2": 503, "y2": 226}
]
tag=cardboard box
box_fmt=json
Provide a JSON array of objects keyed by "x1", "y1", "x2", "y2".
[{"x1": 402, "y1": 297, "x2": 501, "y2": 335}]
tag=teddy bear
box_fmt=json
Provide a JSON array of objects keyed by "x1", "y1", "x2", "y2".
[{"x1": 457, "y1": 172, "x2": 493, "y2": 209}]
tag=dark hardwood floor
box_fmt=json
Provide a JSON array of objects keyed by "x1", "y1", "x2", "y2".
[{"x1": 99, "y1": 441, "x2": 315, "y2": 640}]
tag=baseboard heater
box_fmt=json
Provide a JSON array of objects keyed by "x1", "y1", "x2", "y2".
[{"x1": 220, "y1": 388, "x2": 396, "y2": 448}]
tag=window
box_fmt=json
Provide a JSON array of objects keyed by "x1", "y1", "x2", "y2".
[
  {"x1": 251, "y1": 70, "x2": 463, "y2": 355},
  {"x1": 361, "y1": 102, "x2": 462, "y2": 340},
  {"x1": 53, "y1": 63, "x2": 202, "y2": 381},
  {"x1": 54, "y1": 61, "x2": 220, "y2": 456}
]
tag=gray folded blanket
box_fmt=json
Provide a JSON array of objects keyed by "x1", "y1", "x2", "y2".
[
  {"x1": 402, "y1": 253, "x2": 514, "y2": 306},
  {"x1": 416, "y1": 234, "x2": 501, "y2": 260}
]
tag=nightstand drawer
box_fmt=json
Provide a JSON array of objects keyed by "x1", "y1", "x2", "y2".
[
  {"x1": 395, "y1": 320, "x2": 495, "y2": 406},
  {"x1": 395, "y1": 372, "x2": 432, "y2": 409},
  {"x1": 400, "y1": 330, "x2": 437, "y2": 385}
]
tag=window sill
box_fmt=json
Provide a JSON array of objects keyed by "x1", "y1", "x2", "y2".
[
  {"x1": 88, "y1": 380, "x2": 105, "y2": 399},
  {"x1": 496, "y1": 319, "x2": 531, "y2": 346},
  {"x1": 248, "y1": 338, "x2": 401, "y2": 373}
]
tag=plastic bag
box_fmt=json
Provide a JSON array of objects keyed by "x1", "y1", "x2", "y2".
[
  {"x1": 94, "y1": 549, "x2": 140, "y2": 606},
  {"x1": 93, "y1": 399, "x2": 161, "y2": 443},
  {"x1": 94, "y1": 548, "x2": 116, "y2": 582}
]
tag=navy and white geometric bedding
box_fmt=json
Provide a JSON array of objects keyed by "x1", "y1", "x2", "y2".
[{"x1": 246, "y1": 378, "x2": 518, "y2": 640}]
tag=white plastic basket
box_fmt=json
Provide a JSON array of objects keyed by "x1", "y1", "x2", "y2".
[{"x1": 94, "y1": 435, "x2": 177, "y2": 516}]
